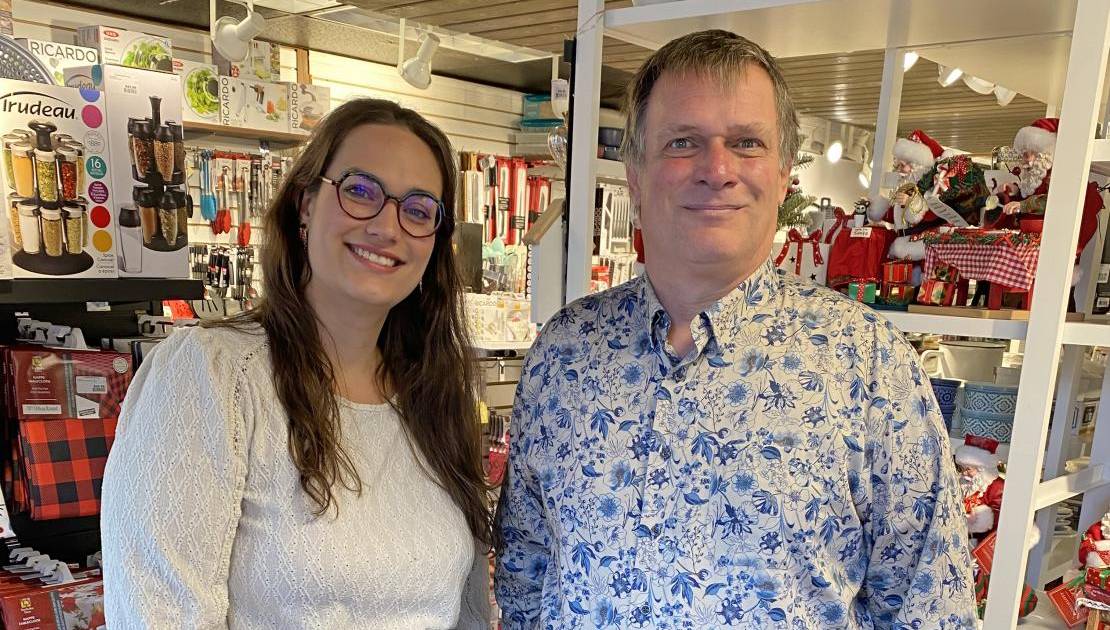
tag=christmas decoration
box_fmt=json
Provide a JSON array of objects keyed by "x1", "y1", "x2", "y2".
[
  {"x1": 955, "y1": 434, "x2": 1005, "y2": 537},
  {"x1": 774, "y1": 228, "x2": 828, "y2": 285},
  {"x1": 777, "y1": 153, "x2": 816, "y2": 229}
]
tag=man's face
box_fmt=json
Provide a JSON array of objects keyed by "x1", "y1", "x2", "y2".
[
  {"x1": 1022, "y1": 150, "x2": 1038, "y2": 165},
  {"x1": 627, "y1": 67, "x2": 791, "y2": 282}
]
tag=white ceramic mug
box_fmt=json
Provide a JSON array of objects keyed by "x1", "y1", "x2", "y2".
[{"x1": 921, "y1": 340, "x2": 1006, "y2": 382}]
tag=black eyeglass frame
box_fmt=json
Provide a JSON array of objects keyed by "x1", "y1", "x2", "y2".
[{"x1": 318, "y1": 169, "x2": 444, "y2": 238}]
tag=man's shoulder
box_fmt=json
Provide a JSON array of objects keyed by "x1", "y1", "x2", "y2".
[{"x1": 540, "y1": 278, "x2": 644, "y2": 339}]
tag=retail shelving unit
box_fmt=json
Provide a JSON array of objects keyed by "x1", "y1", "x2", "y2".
[{"x1": 567, "y1": 0, "x2": 1110, "y2": 626}]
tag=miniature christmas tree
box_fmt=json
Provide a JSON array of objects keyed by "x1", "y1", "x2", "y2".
[{"x1": 778, "y1": 153, "x2": 816, "y2": 229}]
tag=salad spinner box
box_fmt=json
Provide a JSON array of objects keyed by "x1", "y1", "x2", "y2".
[
  {"x1": 172, "y1": 58, "x2": 218, "y2": 123},
  {"x1": 0, "y1": 79, "x2": 117, "y2": 279},
  {"x1": 76, "y1": 25, "x2": 173, "y2": 73}
]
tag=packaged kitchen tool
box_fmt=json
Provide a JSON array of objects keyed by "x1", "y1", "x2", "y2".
[
  {"x1": 7, "y1": 346, "x2": 132, "y2": 420},
  {"x1": 219, "y1": 77, "x2": 290, "y2": 134},
  {"x1": 214, "y1": 40, "x2": 279, "y2": 82},
  {"x1": 0, "y1": 79, "x2": 116, "y2": 279},
  {"x1": 288, "y1": 83, "x2": 330, "y2": 134},
  {"x1": 172, "y1": 58, "x2": 218, "y2": 124},
  {"x1": 15, "y1": 39, "x2": 99, "y2": 87},
  {"x1": 100, "y1": 65, "x2": 189, "y2": 277},
  {"x1": 76, "y1": 25, "x2": 172, "y2": 72}
]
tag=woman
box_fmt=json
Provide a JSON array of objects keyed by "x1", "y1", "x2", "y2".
[{"x1": 102, "y1": 99, "x2": 491, "y2": 628}]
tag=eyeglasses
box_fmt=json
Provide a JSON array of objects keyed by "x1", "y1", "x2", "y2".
[{"x1": 319, "y1": 170, "x2": 444, "y2": 238}]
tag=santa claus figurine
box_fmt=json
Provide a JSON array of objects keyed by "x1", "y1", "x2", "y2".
[
  {"x1": 1002, "y1": 118, "x2": 1059, "y2": 216},
  {"x1": 868, "y1": 129, "x2": 943, "y2": 228},
  {"x1": 955, "y1": 434, "x2": 1006, "y2": 538},
  {"x1": 1079, "y1": 511, "x2": 1110, "y2": 568}
]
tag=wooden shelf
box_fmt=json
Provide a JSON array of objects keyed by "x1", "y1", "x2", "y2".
[
  {"x1": 0, "y1": 278, "x2": 203, "y2": 305},
  {"x1": 183, "y1": 121, "x2": 306, "y2": 147}
]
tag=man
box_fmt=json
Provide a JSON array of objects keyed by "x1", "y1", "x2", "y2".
[{"x1": 496, "y1": 30, "x2": 977, "y2": 628}]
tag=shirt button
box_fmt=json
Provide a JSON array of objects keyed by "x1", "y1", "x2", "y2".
[{"x1": 674, "y1": 368, "x2": 686, "y2": 381}]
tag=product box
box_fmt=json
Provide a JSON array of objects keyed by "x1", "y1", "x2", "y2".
[
  {"x1": 215, "y1": 40, "x2": 280, "y2": 82},
  {"x1": 288, "y1": 83, "x2": 330, "y2": 134},
  {"x1": 0, "y1": 578, "x2": 104, "y2": 630},
  {"x1": 172, "y1": 58, "x2": 218, "y2": 124},
  {"x1": 100, "y1": 65, "x2": 188, "y2": 278},
  {"x1": 76, "y1": 25, "x2": 172, "y2": 73},
  {"x1": 0, "y1": 79, "x2": 117, "y2": 279},
  {"x1": 8, "y1": 347, "x2": 132, "y2": 420},
  {"x1": 218, "y1": 76, "x2": 290, "y2": 134},
  {"x1": 846, "y1": 282, "x2": 876, "y2": 304},
  {"x1": 61, "y1": 65, "x2": 101, "y2": 91},
  {"x1": 15, "y1": 39, "x2": 99, "y2": 87}
]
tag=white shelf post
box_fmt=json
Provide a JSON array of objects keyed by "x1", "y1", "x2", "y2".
[
  {"x1": 565, "y1": 0, "x2": 606, "y2": 303},
  {"x1": 984, "y1": 1, "x2": 1110, "y2": 626},
  {"x1": 867, "y1": 0, "x2": 909, "y2": 201}
]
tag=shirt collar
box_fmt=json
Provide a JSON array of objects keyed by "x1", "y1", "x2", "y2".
[{"x1": 639, "y1": 256, "x2": 782, "y2": 358}]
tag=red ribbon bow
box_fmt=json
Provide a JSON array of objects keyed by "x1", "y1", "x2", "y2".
[
  {"x1": 824, "y1": 208, "x2": 850, "y2": 244},
  {"x1": 775, "y1": 229, "x2": 824, "y2": 276}
]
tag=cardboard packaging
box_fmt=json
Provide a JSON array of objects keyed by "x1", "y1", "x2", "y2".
[
  {"x1": 76, "y1": 25, "x2": 173, "y2": 73},
  {"x1": 219, "y1": 76, "x2": 289, "y2": 134},
  {"x1": 172, "y1": 58, "x2": 219, "y2": 124},
  {"x1": 15, "y1": 39, "x2": 99, "y2": 87},
  {"x1": 214, "y1": 40, "x2": 280, "y2": 81},
  {"x1": 0, "y1": 578, "x2": 104, "y2": 630},
  {"x1": 61, "y1": 65, "x2": 101, "y2": 91},
  {"x1": 288, "y1": 83, "x2": 330, "y2": 134},
  {"x1": 0, "y1": 79, "x2": 117, "y2": 279},
  {"x1": 100, "y1": 65, "x2": 189, "y2": 278},
  {"x1": 7, "y1": 346, "x2": 132, "y2": 420}
]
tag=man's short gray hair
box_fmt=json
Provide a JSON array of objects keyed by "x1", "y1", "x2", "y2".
[{"x1": 620, "y1": 29, "x2": 800, "y2": 172}]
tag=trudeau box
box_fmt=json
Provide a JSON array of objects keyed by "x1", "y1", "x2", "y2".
[
  {"x1": 214, "y1": 40, "x2": 280, "y2": 82},
  {"x1": 100, "y1": 65, "x2": 189, "y2": 278},
  {"x1": 288, "y1": 83, "x2": 330, "y2": 134},
  {"x1": 7, "y1": 346, "x2": 132, "y2": 420},
  {"x1": 0, "y1": 79, "x2": 117, "y2": 279},
  {"x1": 219, "y1": 76, "x2": 290, "y2": 134},
  {"x1": 172, "y1": 58, "x2": 219, "y2": 124},
  {"x1": 15, "y1": 39, "x2": 99, "y2": 87},
  {"x1": 76, "y1": 25, "x2": 173, "y2": 73}
]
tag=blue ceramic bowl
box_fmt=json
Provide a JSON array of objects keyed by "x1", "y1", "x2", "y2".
[
  {"x1": 961, "y1": 411, "x2": 1014, "y2": 443},
  {"x1": 960, "y1": 382, "x2": 1018, "y2": 417},
  {"x1": 930, "y1": 378, "x2": 962, "y2": 408}
]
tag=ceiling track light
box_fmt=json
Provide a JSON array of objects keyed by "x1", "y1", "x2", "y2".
[
  {"x1": 211, "y1": 0, "x2": 266, "y2": 63},
  {"x1": 825, "y1": 120, "x2": 843, "y2": 163},
  {"x1": 398, "y1": 20, "x2": 440, "y2": 89}
]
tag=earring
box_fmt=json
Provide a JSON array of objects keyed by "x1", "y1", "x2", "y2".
[
  {"x1": 419, "y1": 280, "x2": 424, "y2": 294},
  {"x1": 299, "y1": 224, "x2": 308, "y2": 247}
]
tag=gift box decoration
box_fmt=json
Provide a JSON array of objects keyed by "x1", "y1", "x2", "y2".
[
  {"x1": 880, "y1": 282, "x2": 916, "y2": 305},
  {"x1": 917, "y1": 279, "x2": 956, "y2": 306},
  {"x1": 774, "y1": 228, "x2": 828, "y2": 285},
  {"x1": 1088, "y1": 568, "x2": 1110, "y2": 591},
  {"x1": 826, "y1": 224, "x2": 894, "y2": 289},
  {"x1": 1048, "y1": 574, "x2": 1090, "y2": 627},
  {"x1": 847, "y1": 282, "x2": 876, "y2": 304},
  {"x1": 932, "y1": 263, "x2": 962, "y2": 283},
  {"x1": 882, "y1": 261, "x2": 914, "y2": 284}
]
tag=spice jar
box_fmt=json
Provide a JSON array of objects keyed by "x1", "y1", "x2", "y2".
[
  {"x1": 2, "y1": 133, "x2": 22, "y2": 187},
  {"x1": 154, "y1": 125, "x2": 174, "y2": 182},
  {"x1": 117, "y1": 205, "x2": 142, "y2": 273},
  {"x1": 34, "y1": 149, "x2": 58, "y2": 203},
  {"x1": 169, "y1": 122, "x2": 185, "y2": 176},
  {"x1": 10, "y1": 142, "x2": 33, "y2": 198},
  {"x1": 172, "y1": 189, "x2": 191, "y2": 235},
  {"x1": 17, "y1": 199, "x2": 39, "y2": 254},
  {"x1": 7, "y1": 196, "x2": 24, "y2": 250},
  {"x1": 62, "y1": 202, "x2": 85, "y2": 255},
  {"x1": 63, "y1": 142, "x2": 85, "y2": 193},
  {"x1": 52, "y1": 133, "x2": 73, "y2": 149},
  {"x1": 40, "y1": 205, "x2": 63, "y2": 257},
  {"x1": 57, "y1": 147, "x2": 78, "y2": 201},
  {"x1": 11, "y1": 129, "x2": 31, "y2": 144},
  {"x1": 132, "y1": 120, "x2": 154, "y2": 179},
  {"x1": 136, "y1": 188, "x2": 157, "y2": 245},
  {"x1": 159, "y1": 191, "x2": 178, "y2": 245}
]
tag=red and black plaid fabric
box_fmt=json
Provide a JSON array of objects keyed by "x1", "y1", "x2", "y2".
[{"x1": 17, "y1": 417, "x2": 116, "y2": 521}]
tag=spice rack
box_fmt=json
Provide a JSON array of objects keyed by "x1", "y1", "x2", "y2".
[
  {"x1": 4, "y1": 121, "x2": 91, "y2": 275},
  {"x1": 116, "y1": 96, "x2": 189, "y2": 274}
]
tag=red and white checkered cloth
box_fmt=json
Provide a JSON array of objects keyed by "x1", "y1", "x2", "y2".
[{"x1": 924, "y1": 241, "x2": 1040, "y2": 289}]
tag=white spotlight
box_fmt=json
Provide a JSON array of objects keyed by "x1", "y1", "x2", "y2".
[
  {"x1": 939, "y1": 65, "x2": 963, "y2": 87},
  {"x1": 903, "y1": 51, "x2": 918, "y2": 72},
  {"x1": 826, "y1": 140, "x2": 843, "y2": 163}
]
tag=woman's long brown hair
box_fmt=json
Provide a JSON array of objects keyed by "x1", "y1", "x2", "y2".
[{"x1": 212, "y1": 98, "x2": 490, "y2": 546}]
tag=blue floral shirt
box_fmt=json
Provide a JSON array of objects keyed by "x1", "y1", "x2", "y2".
[{"x1": 494, "y1": 259, "x2": 977, "y2": 629}]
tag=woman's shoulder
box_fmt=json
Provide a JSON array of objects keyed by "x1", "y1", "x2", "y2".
[{"x1": 150, "y1": 321, "x2": 271, "y2": 379}]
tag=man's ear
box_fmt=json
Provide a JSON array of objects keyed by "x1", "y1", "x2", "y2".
[{"x1": 626, "y1": 162, "x2": 642, "y2": 228}]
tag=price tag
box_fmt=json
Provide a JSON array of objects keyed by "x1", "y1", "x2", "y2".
[
  {"x1": 75, "y1": 376, "x2": 108, "y2": 395},
  {"x1": 850, "y1": 227, "x2": 873, "y2": 239}
]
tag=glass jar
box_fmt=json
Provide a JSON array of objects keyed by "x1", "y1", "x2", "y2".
[
  {"x1": 132, "y1": 120, "x2": 154, "y2": 180},
  {"x1": 2, "y1": 133, "x2": 22, "y2": 188},
  {"x1": 57, "y1": 147, "x2": 78, "y2": 201},
  {"x1": 40, "y1": 205, "x2": 63, "y2": 257},
  {"x1": 159, "y1": 191, "x2": 178, "y2": 245},
  {"x1": 52, "y1": 133, "x2": 73, "y2": 149},
  {"x1": 154, "y1": 125, "x2": 174, "y2": 182},
  {"x1": 11, "y1": 142, "x2": 33, "y2": 198},
  {"x1": 34, "y1": 149, "x2": 59, "y2": 203},
  {"x1": 117, "y1": 204, "x2": 142, "y2": 273},
  {"x1": 169, "y1": 122, "x2": 185, "y2": 176},
  {"x1": 7, "y1": 196, "x2": 24, "y2": 251},
  {"x1": 63, "y1": 142, "x2": 85, "y2": 193},
  {"x1": 136, "y1": 188, "x2": 157, "y2": 245},
  {"x1": 17, "y1": 199, "x2": 39, "y2": 254},
  {"x1": 62, "y1": 201, "x2": 84, "y2": 255}
]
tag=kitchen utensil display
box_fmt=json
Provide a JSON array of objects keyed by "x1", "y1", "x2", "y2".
[{"x1": 199, "y1": 150, "x2": 216, "y2": 221}]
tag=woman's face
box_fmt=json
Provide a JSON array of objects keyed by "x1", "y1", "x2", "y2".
[{"x1": 301, "y1": 124, "x2": 442, "y2": 317}]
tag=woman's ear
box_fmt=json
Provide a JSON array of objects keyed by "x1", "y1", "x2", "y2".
[{"x1": 299, "y1": 189, "x2": 316, "y2": 226}]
